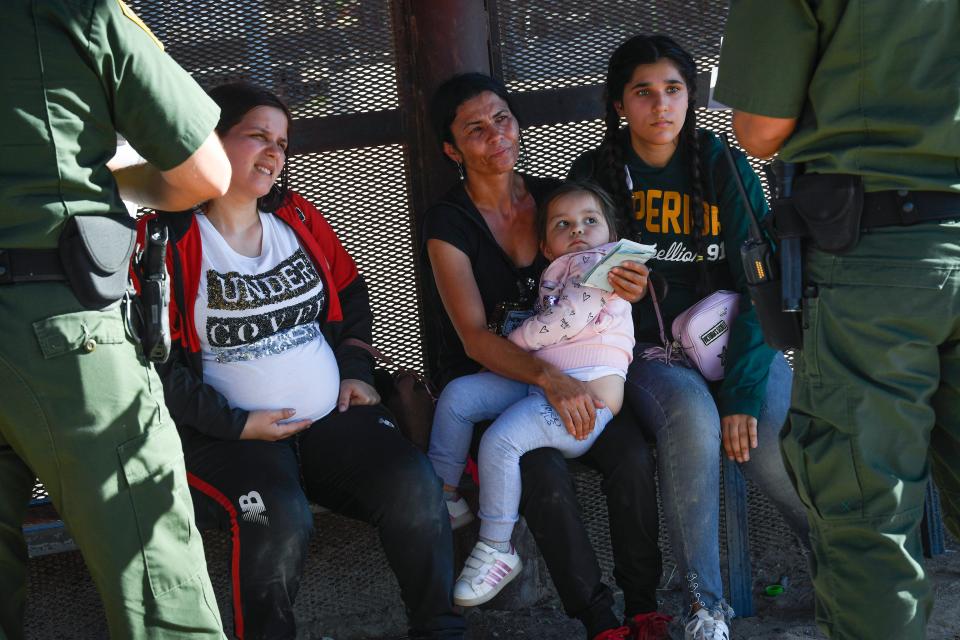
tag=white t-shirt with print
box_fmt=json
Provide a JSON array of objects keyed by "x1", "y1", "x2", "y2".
[{"x1": 195, "y1": 212, "x2": 340, "y2": 423}]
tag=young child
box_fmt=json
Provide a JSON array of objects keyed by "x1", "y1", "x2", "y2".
[{"x1": 428, "y1": 181, "x2": 636, "y2": 607}]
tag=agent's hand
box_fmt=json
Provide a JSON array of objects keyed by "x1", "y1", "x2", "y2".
[
  {"x1": 240, "y1": 409, "x2": 312, "y2": 441},
  {"x1": 609, "y1": 261, "x2": 650, "y2": 303},
  {"x1": 722, "y1": 413, "x2": 759, "y2": 462},
  {"x1": 338, "y1": 379, "x2": 380, "y2": 412},
  {"x1": 541, "y1": 368, "x2": 603, "y2": 441}
]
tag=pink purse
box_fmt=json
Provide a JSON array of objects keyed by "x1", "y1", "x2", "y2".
[
  {"x1": 645, "y1": 287, "x2": 741, "y2": 381},
  {"x1": 670, "y1": 290, "x2": 740, "y2": 381}
]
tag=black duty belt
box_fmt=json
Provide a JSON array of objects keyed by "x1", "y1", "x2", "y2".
[
  {"x1": 862, "y1": 190, "x2": 960, "y2": 228},
  {"x1": 0, "y1": 248, "x2": 68, "y2": 285}
]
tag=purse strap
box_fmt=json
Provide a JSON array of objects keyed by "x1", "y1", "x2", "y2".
[
  {"x1": 339, "y1": 337, "x2": 438, "y2": 400},
  {"x1": 340, "y1": 337, "x2": 395, "y2": 366},
  {"x1": 640, "y1": 277, "x2": 685, "y2": 366}
]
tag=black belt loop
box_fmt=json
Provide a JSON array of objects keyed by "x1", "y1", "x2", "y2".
[{"x1": 0, "y1": 248, "x2": 68, "y2": 285}]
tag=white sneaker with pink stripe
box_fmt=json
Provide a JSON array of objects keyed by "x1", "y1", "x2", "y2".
[{"x1": 453, "y1": 540, "x2": 522, "y2": 607}]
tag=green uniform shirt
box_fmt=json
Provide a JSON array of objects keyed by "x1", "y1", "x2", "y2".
[
  {"x1": 0, "y1": 0, "x2": 220, "y2": 248},
  {"x1": 571, "y1": 130, "x2": 776, "y2": 417},
  {"x1": 715, "y1": 0, "x2": 960, "y2": 193}
]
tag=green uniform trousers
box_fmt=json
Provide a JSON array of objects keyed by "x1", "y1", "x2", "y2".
[
  {"x1": 0, "y1": 283, "x2": 224, "y2": 639},
  {"x1": 783, "y1": 220, "x2": 960, "y2": 640}
]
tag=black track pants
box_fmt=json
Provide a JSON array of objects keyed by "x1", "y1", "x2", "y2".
[{"x1": 183, "y1": 404, "x2": 465, "y2": 640}]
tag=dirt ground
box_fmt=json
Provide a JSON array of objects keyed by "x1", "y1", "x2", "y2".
[
  {"x1": 459, "y1": 537, "x2": 960, "y2": 640},
  {"x1": 22, "y1": 513, "x2": 958, "y2": 639}
]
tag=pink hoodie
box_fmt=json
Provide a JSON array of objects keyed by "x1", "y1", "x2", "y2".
[{"x1": 508, "y1": 242, "x2": 634, "y2": 373}]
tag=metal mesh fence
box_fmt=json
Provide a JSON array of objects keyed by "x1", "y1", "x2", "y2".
[
  {"x1": 132, "y1": 0, "x2": 397, "y2": 117},
  {"x1": 521, "y1": 120, "x2": 607, "y2": 180},
  {"x1": 494, "y1": 0, "x2": 727, "y2": 92},
  {"x1": 571, "y1": 466, "x2": 806, "y2": 597},
  {"x1": 286, "y1": 146, "x2": 423, "y2": 370}
]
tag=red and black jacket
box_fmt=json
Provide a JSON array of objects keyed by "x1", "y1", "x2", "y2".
[{"x1": 135, "y1": 191, "x2": 375, "y2": 440}]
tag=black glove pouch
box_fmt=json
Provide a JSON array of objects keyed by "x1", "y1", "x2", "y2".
[
  {"x1": 792, "y1": 174, "x2": 864, "y2": 254},
  {"x1": 58, "y1": 215, "x2": 137, "y2": 309}
]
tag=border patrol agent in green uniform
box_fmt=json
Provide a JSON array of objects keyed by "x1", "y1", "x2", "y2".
[
  {"x1": 0, "y1": 1, "x2": 230, "y2": 638},
  {"x1": 714, "y1": 1, "x2": 960, "y2": 638}
]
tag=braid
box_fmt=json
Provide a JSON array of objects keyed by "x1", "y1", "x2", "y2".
[
  {"x1": 683, "y1": 112, "x2": 712, "y2": 296},
  {"x1": 599, "y1": 102, "x2": 634, "y2": 238}
]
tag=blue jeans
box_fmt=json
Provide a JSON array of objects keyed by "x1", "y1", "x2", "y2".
[
  {"x1": 429, "y1": 371, "x2": 613, "y2": 542},
  {"x1": 624, "y1": 349, "x2": 807, "y2": 615}
]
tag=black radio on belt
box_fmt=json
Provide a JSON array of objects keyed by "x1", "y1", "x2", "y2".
[
  {"x1": 137, "y1": 219, "x2": 171, "y2": 363},
  {"x1": 720, "y1": 135, "x2": 803, "y2": 351}
]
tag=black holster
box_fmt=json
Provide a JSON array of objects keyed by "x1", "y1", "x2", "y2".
[
  {"x1": 758, "y1": 172, "x2": 865, "y2": 351},
  {"x1": 133, "y1": 219, "x2": 171, "y2": 363}
]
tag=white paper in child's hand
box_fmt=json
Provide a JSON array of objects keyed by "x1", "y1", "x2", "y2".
[{"x1": 579, "y1": 240, "x2": 657, "y2": 292}]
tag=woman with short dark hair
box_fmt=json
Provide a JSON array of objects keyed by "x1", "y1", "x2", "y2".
[{"x1": 422, "y1": 72, "x2": 669, "y2": 640}]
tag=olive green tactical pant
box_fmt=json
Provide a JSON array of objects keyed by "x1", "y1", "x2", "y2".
[
  {"x1": 0, "y1": 283, "x2": 224, "y2": 639},
  {"x1": 783, "y1": 221, "x2": 960, "y2": 640}
]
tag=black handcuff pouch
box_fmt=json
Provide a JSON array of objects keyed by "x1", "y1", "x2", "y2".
[
  {"x1": 58, "y1": 214, "x2": 137, "y2": 309},
  {"x1": 788, "y1": 173, "x2": 864, "y2": 254}
]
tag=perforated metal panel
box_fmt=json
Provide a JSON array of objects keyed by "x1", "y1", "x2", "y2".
[
  {"x1": 494, "y1": 0, "x2": 727, "y2": 93},
  {"x1": 521, "y1": 120, "x2": 606, "y2": 180},
  {"x1": 286, "y1": 146, "x2": 423, "y2": 371},
  {"x1": 570, "y1": 466, "x2": 805, "y2": 596},
  {"x1": 132, "y1": 0, "x2": 397, "y2": 117}
]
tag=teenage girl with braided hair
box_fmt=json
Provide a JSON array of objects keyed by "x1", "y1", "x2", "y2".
[{"x1": 570, "y1": 34, "x2": 809, "y2": 640}]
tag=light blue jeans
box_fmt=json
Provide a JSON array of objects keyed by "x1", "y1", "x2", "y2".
[
  {"x1": 428, "y1": 371, "x2": 614, "y2": 543},
  {"x1": 624, "y1": 350, "x2": 808, "y2": 616}
]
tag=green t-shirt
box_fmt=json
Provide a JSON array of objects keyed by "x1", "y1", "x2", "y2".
[
  {"x1": 714, "y1": 0, "x2": 960, "y2": 193},
  {"x1": 570, "y1": 129, "x2": 776, "y2": 418},
  {"x1": 0, "y1": 0, "x2": 220, "y2": 248}
]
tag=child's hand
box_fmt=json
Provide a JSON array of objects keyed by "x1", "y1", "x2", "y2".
[
  {"x1": 721, "y1": 414, "x2": 759, "y2": 462},
  {"x1": 608, "y1": 261, "x2": 649, "y2": 302},
  {"x1": 338, "y1": 379, "x2": 381, "y2": 412}
]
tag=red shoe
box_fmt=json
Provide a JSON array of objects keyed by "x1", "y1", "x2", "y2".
[
  {"x1": 627, "y1": 611, "x2": 673, "y2": 640},
  {"x1": 592, "y1": 626, "x2": 632, "y2": 640}
]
